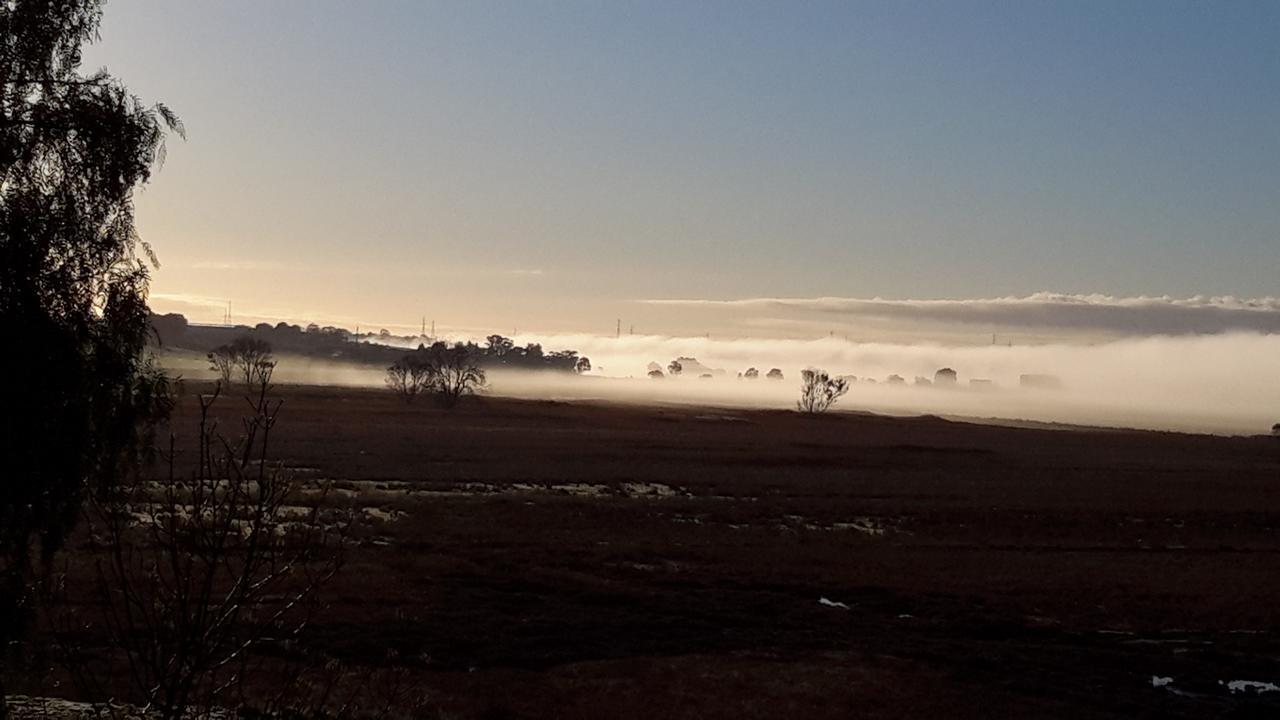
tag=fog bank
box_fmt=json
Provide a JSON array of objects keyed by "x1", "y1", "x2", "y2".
[{"x1": 162, "y1": 331, "x2": 1280, "y2": 436}]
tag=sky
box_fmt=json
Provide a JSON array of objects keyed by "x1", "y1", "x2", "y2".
[{"x1": 83, "y1": 0, "x2": 1280, "y2": 341}]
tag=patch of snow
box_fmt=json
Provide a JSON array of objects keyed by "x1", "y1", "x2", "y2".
[
  {"x1": 1223, "y1": 680, "x2": 1280, "y2": 694},
  {"x1": 818, "y1": 597, "x2": 850, "y2": 610},
  {"x1": 1151, "y1": 676, "x2": 1173, "y2": 688}
]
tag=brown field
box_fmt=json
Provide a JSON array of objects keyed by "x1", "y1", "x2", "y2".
[{"x1": 28, "y1": 383, "x2": 1280, "y2": 718}]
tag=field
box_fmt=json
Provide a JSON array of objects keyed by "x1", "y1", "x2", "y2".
[{"x1": 28, "y1": 382, "x2": 1280, "y2": 718}]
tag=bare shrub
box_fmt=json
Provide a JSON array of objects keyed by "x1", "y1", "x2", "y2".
[
  {"x1": 797, "y1": 369, "x2": 849, "y2": 414},
  {"x1": 50, "y1": 384, "x2": 352, "y2": 719}
]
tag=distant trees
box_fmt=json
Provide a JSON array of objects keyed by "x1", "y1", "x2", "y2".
[
  {"x1": 385, "y1": 343, "x2": 487, "y2": 408},
  {"x1": 486, "y1": 334, "x2": 515, "y2": 357},
  {"x1": 208, "y1": 336, "x2": 276, "y2": 391},
  {"x1": 743, "y1": 367, "x2": 759, "y2": 379},
  {"x1": 385, "y1": 354, "x2": 434, "y2": 403},
  {"x1": 766, "y1": 368, "x2": 784, "y2": 380},
  {"x1": 1272, "y1": 422, "x2": 1280, "y2": 437},
  {"x1": 432, "y1": 345, "x2": 488, "y2": 408},
  {"x1": 574, "y1": 356, "x2": 592, "y2": 374},
  {"x1": 668, "y1": 360, "x2": 683, "y2": 377},
  {"x1": 934, "y1": 367, "x2": 958, "y2": 385},
  {"x1": 648, "y1": 369, "x2": 665, "y2": 379},
  {"x1": 797, "y1": 369, "x2": 849, "y2": 414}
]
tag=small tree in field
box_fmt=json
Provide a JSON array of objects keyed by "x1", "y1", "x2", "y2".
[
  {"x1": 229, "y1": 336, "x2": 274, "y2": 388},
  {"x1": 797, "y1": 369, "x2": 849, "y2": 414},
  {"x1": 766, "y1": 368, "x2": 784, "y2": 380},
  {"x1": 667, "y1": 360, "x2": 683, "y2": 377},
  {"x1": 743, "y1": 367, "x2": 759, "y2": 379},
  {"x1": 208, "y1": 344, "x2": 235, "y2": 384},
  {"x1": 429, "y1": 345, "x2": 486, "y2": 409},
  {"x1": 386, "y1": 354, "x2": 434, "y2": 403}
]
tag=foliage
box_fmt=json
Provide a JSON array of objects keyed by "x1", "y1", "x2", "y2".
[
  {"x1": 667, "y1": 360, "x2": 682, "y2": 377},
  {"x1": 0, "y1": 0, "x2": 182, "y2": 667},
  {"x1": 766, "y1": 368, "x2": 784, "y2": 380},
  {"x1": 797, "y1": 369, "x2": 849, "y2": 414}
]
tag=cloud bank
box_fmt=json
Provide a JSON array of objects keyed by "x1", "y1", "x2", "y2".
[{"x1": 641, "y1": 293, "x2": 1280, "y2": 336}]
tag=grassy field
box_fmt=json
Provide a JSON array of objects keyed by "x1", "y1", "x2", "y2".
[{"x1": 24, "y1": 382, "x2": 1280, "y2": 718}]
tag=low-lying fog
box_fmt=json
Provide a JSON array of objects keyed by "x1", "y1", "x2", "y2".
[{"x1": 163, "y1": 331, "x2": 1280, "y2": 436}]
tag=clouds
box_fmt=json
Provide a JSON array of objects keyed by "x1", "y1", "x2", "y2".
[{"x1": 641, "y1": 293, "x2": 1280, "y2": 336}]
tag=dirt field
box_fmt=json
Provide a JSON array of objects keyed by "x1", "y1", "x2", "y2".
[{"x1": 26, "y1": 382, "x2": 1280, "y2": 718}]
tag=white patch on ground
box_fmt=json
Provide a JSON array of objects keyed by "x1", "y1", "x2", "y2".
[
  {"x1": 5, "y1": 695, "x2": 231, "y2": 719},
  {"x1": 818, "y1": 597, "x2": 851, "y2": 610},
  {"x1": 362, "y1": 507, "x2": 407, "y2": 523},
  {"x1": 1223, "y1": 680, "x2": 1280, "y2": 694},
  {"x1": 1151, "y1": 676, "x2": 1173, "y2": 688}
]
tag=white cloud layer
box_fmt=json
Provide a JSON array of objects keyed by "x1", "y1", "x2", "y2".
[{"x1": 641, "y1": 293, "x2": 1280, "y2": 336}]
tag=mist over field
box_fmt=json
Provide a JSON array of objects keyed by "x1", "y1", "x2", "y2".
[{"x1": 164, "y1": 331, "x2": 1280, "y2": 435}]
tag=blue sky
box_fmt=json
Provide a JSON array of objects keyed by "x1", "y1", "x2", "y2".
[{"x1": 84, "y1": 1, "x2": 1279, "y2": 336}]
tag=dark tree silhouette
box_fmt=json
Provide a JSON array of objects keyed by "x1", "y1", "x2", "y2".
[
  {"x1": 667, "y1": 360, "x2": 683, "y2": 377},
  {"x1": 208, "y1": 344, "x2": 236, "y2": 384},
  {"x1": 386, "y1": 354, "x2": 434, "y2": 403},
  {"x1": 0, "y1": 0, "x2": 182, "y2": 687},
  {"x1": 428, "y1": 344, "x2": 486, "y2": 408},
  {"x1": 934, "y1": 367, "x2": 958, "y2": 385},
  {"x1": 766, "y1": 368, "x2": 784, "y2": 380},
  {"x1": 743, "y1": 367, "x2": 759, "y2": 379},
  {"x1": 797, "y1": 369, "x2": 849, "y2": 413},
  {"x1": 486, "y1": 334, "x2": 514, "y2": 357},
  {"x1": 648, "y1": 369, "x2": 665, "y2": 379},
  {"x1": 574, "y1": 356, "x2": 591, "y2": 374}
]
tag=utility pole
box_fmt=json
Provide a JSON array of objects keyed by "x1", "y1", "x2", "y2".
[
  {"x1": 421, "y1": 316, "x2": 426, "y2": 336},
  {"x1": 616, "y1": 319, "x2": 621, "y2": 339}
]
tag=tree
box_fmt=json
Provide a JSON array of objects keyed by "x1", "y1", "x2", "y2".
[
  {"x1": 428, "y1": 344, "x2": 486, "y2": 409},
  {"x1": 386, "y1": 353, "x2": 434, "y2": 403},
  {"x1": 934, "y1": 367, "x2": 958, "y2": 385},
  {"x1": 228, "y1": 336, "x2": 274, "y2": 389},
  {"x1": 667, "y1": 359, "x2": 683, "y2": 377},
  {"x1": 0, "y1": 0, "x2": 182, "y2": 684},
  {"x1": 208, "y1": 336, "x2": 275, "y2": 391},
  {"x1": 208, "y1": 344, "x2": 236, "y2": 384},
  {"x1": 485, "y1": 334, "x2": 514, "y2": 357},
  {"x1": 743, "y1": 367, "x2": 759, "y2": 379},
  {"x1": 648, "y1": 369, "x2": 665, "y2": 379},
  {"x1": 797, "y1": 369, "x2": 849, "y2": 413},
  {"x1": 766, "y1": 368, "x2": 784, "y2": 380},
  {"x1": 574, "y1": 356, "x2": 591, "y2": 374}
]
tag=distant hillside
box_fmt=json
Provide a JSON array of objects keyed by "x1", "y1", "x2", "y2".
[{"x1": 149, "y1": 314, "x2": 589, "y2": 372}]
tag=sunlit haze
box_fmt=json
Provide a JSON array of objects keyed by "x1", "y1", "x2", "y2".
[{"x1": 81, "y1": 0, "x2": 1280, "y2": 432}]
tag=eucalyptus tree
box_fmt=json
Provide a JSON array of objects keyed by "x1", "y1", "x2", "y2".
[{"x1": 0, "y1": 0, "x2": 182, "y2": 684}]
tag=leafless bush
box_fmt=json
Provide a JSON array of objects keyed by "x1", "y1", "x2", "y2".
[
  {"x1": 49, "y1": 384, "x2": 352, "y2": 719},
  {"x1": 797, "y1": 369, "x2": 849, "y2": 414}
]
